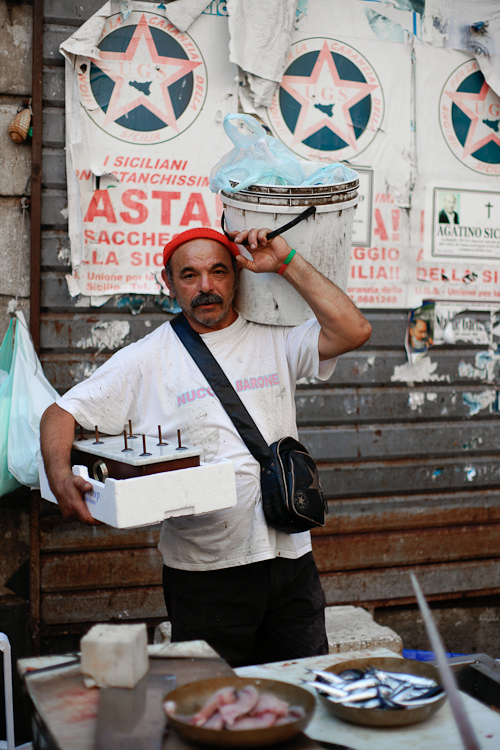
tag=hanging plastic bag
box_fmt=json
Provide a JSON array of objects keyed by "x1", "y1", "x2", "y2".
[
  {"x1": 7, "y1": 311, "x2": 59, "y2": 489},
  {"x1": 209, "y1": 114, "x2": 305, "y2": 193},
  {"x1": 301, "y1": 162, "x2": 358, "y2": 186},
  {"x1": 0, "y1": 320, "x2": 21, "y2": 498}
]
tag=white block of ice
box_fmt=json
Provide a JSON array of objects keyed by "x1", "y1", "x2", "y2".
[{"x1": 80, "y1": 623, "x2": 148, "y2": 689}]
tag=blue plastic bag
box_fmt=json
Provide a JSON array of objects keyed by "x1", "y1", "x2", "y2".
[
  {"x1": 0, "y1": 319, "x2": 21, "y2": 498},
  {"x1": 7, "y1": 312, "x2": 59, "y2": 489},
  {"x1": 301, "y1": 162, "x2": 358, "y2": 186},
  {"x1": 209, "y1": 114, "x2": 305, "y2": 193}
]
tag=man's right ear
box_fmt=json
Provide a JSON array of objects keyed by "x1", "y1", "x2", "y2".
[{"x1": 161, "y1": 268, "x2": 175, "y2": 298}]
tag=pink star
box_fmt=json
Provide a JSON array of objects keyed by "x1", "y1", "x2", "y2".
[
  {"x1": 280, "y1": 41, "x2": 377, "y2": 149},
  {"x1": 446, "y1": 80, "x2": 500, "y2": 158},
  {"x1": 93, "y1": 14, "x2": 201, "y2": 131}
]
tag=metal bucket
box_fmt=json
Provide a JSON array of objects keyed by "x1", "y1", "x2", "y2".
[{"x1": 221, "y1": 167, "x2": 358, "y2": 326}]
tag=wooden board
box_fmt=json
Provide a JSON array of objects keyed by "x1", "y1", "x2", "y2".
[
  {"x1": 40, "y1": 516, "x2": 161, "y2": 553},
  {"x1": 312, "y1": 523, "x2": 500, "y2": 572},
  {"x1": 41, "y1": 548, "x2": 163, "y2": 592},
  {"x1": 320, "y1": 558, "x2": 500, "y2": 606},
  {"x1": 318, "y1": 490, "x2": 500, "y2": 535},
  {"x1": 41, "y1": 585, "x2": 166, "y2": 624}
]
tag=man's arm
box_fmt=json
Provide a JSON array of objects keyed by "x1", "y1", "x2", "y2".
[
  {"x1": 40, "y1": 403, "x2": 98, "y2": 525},
  {"x1": 231, "y1": 227, "x2": 372, "y2": 359}
]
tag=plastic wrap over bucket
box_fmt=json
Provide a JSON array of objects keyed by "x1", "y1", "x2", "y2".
[{"x1": 221, "y1": 167, "x2": 359, "y2": 326}]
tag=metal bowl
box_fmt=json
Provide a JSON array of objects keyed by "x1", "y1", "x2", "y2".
[
  {"x1": 164, "y1": 676, "x2": 315, "y2": 747},
  {"x1": 317, "y1": 656, "x2": 447, "y2": 728}
]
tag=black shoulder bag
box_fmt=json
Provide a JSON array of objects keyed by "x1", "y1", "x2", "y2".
[{"x1": 171, "y1": 313, "x2": 327, "y2": 534}]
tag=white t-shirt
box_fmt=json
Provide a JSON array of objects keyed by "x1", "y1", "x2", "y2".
[{"x1": 57, "y1": 315, "x2": 336, "y2": 571}]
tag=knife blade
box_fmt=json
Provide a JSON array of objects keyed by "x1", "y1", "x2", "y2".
[
  {"x1": 94, "y1": 672, "x2": 176, "y2": 750},
  {"x1": 410, "y1": 572, "x2": 480, "y2": 750}
]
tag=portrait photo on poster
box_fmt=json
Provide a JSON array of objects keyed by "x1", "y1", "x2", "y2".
[
  {"x1": 438, "y1": 192, "x2": 460, "y2": 224},
  {"x1": 406, "y1": 301, "x2": 435, "y2": 364}
]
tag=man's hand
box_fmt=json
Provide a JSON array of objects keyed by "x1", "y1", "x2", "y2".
[
  {"x1": 229, "y1": 228, "x2": 291, "y2": 274},
  {"x1": 51, "y1": 471, "x2": 100, "y2": 525},
  {"x1": 40, "y1": 403, "x2": 101, "y2": 526},
  {"x1": 229, "y1": 226, "x2": 371, "y2": 360}
]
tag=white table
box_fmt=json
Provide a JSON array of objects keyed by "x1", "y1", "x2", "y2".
[{"x1": 236, "y1": 647, "x2": 500, "y2": 750}]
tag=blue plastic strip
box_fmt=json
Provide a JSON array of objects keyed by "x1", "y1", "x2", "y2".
[{"x1": 403, "y1": 649, "x2": 467, "y2": 662}]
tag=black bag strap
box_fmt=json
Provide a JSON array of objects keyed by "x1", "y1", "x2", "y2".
[
  {"x1": 170, "y1": 313, "x2": 272, "y2": 465},
  {"x1": 220, "y1": 205, "x2": 316, "y2": 246}
]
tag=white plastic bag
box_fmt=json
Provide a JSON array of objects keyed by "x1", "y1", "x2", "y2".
[
  {"x1": 7, "y1": 311, "x2": 59, "y2": 488},
  {"x1": 209, "y1": 114, "x2": 305, "y2": 193},
  {"x1": 0, "y1": 319, "x2": 21, "y2": 498}
]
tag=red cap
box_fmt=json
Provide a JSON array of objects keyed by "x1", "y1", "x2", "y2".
[{"x1": 163, "y1": 228, "x2": 240, "y2": 267}]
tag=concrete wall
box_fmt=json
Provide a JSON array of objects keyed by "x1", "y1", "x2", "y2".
[
  {"x1": 0, "y1": 2, "x2": 32, "y2": 341},
  {"x1": 0, "y1": 3, "x2": 33, "y2": 743}
]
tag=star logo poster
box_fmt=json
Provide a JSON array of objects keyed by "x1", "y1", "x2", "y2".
[
  {"x1": 78, "y1": 12, "x2": 207, "y2": 144},
  {"x1": 439, "y1": 58, "x2": 500, "y2": 176},
  {"x1": 62, "y1": 8, "x2": 237, "y2": 298},
  {"x1": 267, "y1": 38, "x2": 384, "y2": 162}
]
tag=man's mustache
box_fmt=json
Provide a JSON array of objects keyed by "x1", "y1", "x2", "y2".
[{"x1": 191, "y1": 292, "x2": 223, "y2": 308}]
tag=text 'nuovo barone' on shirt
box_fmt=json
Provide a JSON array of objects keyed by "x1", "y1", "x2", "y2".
[{"x1": 176, "y1": 373, "x2": 280, "y2": 407}]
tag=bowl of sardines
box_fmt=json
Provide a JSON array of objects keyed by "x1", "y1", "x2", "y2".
[
  {"x1": 163, "y1": 676, "x2": 315, "y2": 747},
  {"x1": 305, "y1": 656, "x2": 447, "y2": 728}
]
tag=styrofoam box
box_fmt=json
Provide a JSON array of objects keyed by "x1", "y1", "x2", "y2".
[{"x1": 38, "y1": 454, "x2": 237, "y2": 528}]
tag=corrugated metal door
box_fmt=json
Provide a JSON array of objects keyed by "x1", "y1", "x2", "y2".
[{"x1": 35, "y1": 0, "x2": 500, "y2": 644}]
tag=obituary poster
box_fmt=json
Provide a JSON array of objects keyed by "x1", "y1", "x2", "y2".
[{"x1": 433, "y1": 188, "x2": 500, "y2": 259}]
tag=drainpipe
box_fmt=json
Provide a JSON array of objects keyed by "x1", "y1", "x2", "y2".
[{"x1": 29, "y1": 0, "x2": 43, "y2": 656}]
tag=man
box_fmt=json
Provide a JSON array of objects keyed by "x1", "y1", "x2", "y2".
[
  {"x1": 40, "y1": 226, "x2": 371, "y2": 667},
  {"x1": 438, "y1": 193, "x2": 459, "y2": 224},
  {"x1": 408, "y1": 317, "x2": 433, "y2": 354}
]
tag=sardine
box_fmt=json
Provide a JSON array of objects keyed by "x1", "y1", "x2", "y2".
[
  {"x1": 338, "y1": 669, "x2": 364, "y2": 681},
  {"x1": 304, "y1": 681, "x2": 348, "y2": 699},
  {"x1": 358, "y1": 698, "x2": 382, "y2": 709},
  {"x1": 372, "y1": 669, "x2": 437, "y2": 689},
  {"x1": 342, "y1": 677, "x2": 378, "y2": 692},
  {"x1": 366, "y1": 670, "x2": 405, "y2": 691},
  {"x1": 392, "y1": 691, "x2": 445, "y2": 707},
  {"x1": 390, "y1": 685, "x2": 425, "y2": 702},
  {"x1": 309, "y1": 669, "x2": 346, "y2": 686},
  {"x1": 338, "y1": 687, "x2": 378, "y2": 703}
]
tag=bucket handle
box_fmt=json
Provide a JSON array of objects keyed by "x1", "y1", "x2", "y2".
[{"x1": 221, "y1": 205, "x2": 316, "y2": 246}]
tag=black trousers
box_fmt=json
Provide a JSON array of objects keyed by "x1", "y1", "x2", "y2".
[{"x1": 162, "y1": 551, "x2": 328, "y2": 668}]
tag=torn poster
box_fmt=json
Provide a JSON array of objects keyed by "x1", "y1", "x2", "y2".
[
  {"x1": 422, "y1": 0, "x2": 500, "y2": 98},
  {"x1": 260, "y1": 0, "x2": 415, "y2": 308},
  {"x1": 408, "y1": 299, "x2": 500, "y2": 353},
  {"x1": 245, "y1": 0, "x2": 500, "y2": 309},
  {"x1": 435, "y1": 302, "x2": 493, "y2": 346},
  {"x1": 60, "y1": 2, "x2": 237, "y2": 297},
  {"x1": 408, "y1": 40, "x2": 500, "y2": 308}
]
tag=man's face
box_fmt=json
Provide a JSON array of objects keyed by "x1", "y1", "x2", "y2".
[
  {"x1": 443, "y1": 194, "x2": 456, "y2": 213},
  {"x1": 161, "y1": 239, "x2": 239, "y2": 332},
  {"x1": 411, "y1": 319, "x2": 429, "y2": 342}
]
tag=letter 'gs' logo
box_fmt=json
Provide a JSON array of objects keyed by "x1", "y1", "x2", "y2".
[
  {"x1": 76, "y1": 11, "x2": 207, "y2": 144},
  {"x1": 267, "y1": 38, "x2": 384, "y2": 161},
  {"x1": 440, "y1": 59, "x2": 500, "y2": 175}
]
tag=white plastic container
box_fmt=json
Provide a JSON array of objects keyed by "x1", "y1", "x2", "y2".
[
  {"x1": 38, "y1": 437, "x2": 237, "y2": 528},
  {"x1": 222, "y1": 164, "x2": 358, "y2": 327}
]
